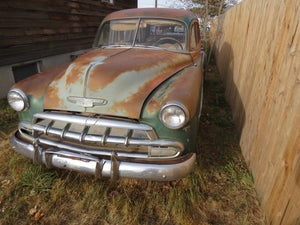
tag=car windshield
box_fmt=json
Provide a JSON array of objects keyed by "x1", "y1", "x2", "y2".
[{"x1": 96, "y1": 18, "x2": 187, "y2": 51}]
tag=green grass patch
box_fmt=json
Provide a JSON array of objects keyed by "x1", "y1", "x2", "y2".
[{"x1": 0, "y1": 99, "x2": 18, "y2": 134}]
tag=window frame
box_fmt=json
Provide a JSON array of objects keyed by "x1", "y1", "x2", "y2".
[
  {"x1": 189, "y1": 20, "x2": 201, "y2": 51},
  {"x1": 94, "y1": 17, "x2": 190, "y2": 53}
]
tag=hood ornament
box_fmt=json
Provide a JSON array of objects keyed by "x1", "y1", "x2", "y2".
[{"x1": 67, "y1": 96, "x2": 108, "y2": 108}]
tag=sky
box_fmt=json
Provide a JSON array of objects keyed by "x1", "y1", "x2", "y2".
[
  {"x1": 138, "y1": 0, "x2": 242, "y2": 9},
  {"x1": 138, "y1": 0, "x2": 185, "y2": 8}
]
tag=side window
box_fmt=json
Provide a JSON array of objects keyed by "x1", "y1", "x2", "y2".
[{"x1": 190, "y1": 22, "x2": 200, "y2": 50}]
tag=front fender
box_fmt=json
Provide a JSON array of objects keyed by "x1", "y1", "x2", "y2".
[
  {"x1": 11, "y1": 63, "x2": 69, "y2": 122},
  {"x1": 140, "y1": 61, "x2": 203, "y2": 153}
]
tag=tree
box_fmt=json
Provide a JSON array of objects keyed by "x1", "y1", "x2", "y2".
[
  {"x1": 176, "y1": 0, "x2": 230, "y2": 17},
  {"x1": 190, "y1": 0, "x2": 227, "y2": 17},
  {"x1": 175, "y1": 0, "x2": 226, "y2": 53},
  {"x1": 174, "y1": 0, "x2": 239, "y2": 65}
]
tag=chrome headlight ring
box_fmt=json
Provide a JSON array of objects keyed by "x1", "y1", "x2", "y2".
[
  {"x1": 7, "y1": 88, "x2": 29, "y2": 111},
  {"x1": 159, "y1": 101, "x2": 189, "y2": 129}
]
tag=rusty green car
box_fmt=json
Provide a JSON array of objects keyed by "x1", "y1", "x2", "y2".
[{"x1": 7, "y1": 8, "x2": 204, "y2": 181}]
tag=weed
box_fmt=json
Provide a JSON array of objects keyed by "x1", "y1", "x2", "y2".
[
  {"x1": 18, "y1": 165, "x2": 57, "y2": 195},
  {"x1": 0, "y1": 99, "x2": 18, "y2": 134}
]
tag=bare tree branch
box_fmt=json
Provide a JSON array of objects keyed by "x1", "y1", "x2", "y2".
[{"x1": 207, "y1": 0, "x2": 225, "y2": 67}]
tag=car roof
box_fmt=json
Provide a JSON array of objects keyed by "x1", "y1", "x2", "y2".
[{"x1": 103, "y1": 8, "x2": 197, "y2": 26}]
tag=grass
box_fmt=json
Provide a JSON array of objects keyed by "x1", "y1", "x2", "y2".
[{"x1": 0, "y1": 60, "x2": 266, "y2": 225}]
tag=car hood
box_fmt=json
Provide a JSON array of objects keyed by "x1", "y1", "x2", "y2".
[{"x1": 44, "y1": 48, "x2": 192, "y2": 119}]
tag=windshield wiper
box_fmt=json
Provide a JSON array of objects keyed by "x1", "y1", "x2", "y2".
[
  {"x1": 98, "y1": 45, "x2": 131, "y2": 49},
  {"x1": 134, "y1": 44, "x2": 164, "y2": 50}
]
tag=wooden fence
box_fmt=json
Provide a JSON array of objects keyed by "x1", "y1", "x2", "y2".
[{"x1": 212, "y1": 0, "x2": 300, "y2": 224}]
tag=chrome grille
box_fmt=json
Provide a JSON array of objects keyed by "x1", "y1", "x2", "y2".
[
  {"x1": 32, "y1": 112, "x2": 157, "y2": 148},
  {"x1": 25, "y1": 112, "x2": 184, "y2": 158}
]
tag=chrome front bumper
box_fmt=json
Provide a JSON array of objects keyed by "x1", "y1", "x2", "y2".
[{"x1": 11, "y1": 131, "x2": 196, "y2": 181}]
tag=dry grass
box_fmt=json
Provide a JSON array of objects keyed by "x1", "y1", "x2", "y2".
[{"x1": 0, "y1": 61, "x2": 266, "y2": 225}]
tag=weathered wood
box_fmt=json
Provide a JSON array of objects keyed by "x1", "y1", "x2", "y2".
[
  {"x1": 0, "y1": 0, "x2": 137, "y2": 66},
  {"x1": 0, "y1": 38, "x2": 94, "y2": 66},
  {"x1": 0, "y1": 33, "x2": 96, "y2": 48},
  {"x1": 0, "y1": 9, "x2": 102, "y2": 22},
  {"x1": 0, "y1": 27, "x2": 97, "y2": 38},
  {"x1": 212, "y1": 0, "x2": 300, "y2": 224}
]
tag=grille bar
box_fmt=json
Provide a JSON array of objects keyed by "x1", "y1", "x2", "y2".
[
  {"x1": 29, "y1": 112, "x2": 184, "y2": 157},
  {"x1": 32, "y1": 112, "x2": 159, "y2": 146},
  {"x1": 33, "y1": 123, "x2": 184, "y2": 148},
  {"x1": 61, "y1": 123, "x2": 71, "y2": 139},
  {"x1": 125, "y1": 130, "x2": 133, "y2": 146},
  {"x1": 80, "y1": 126, "x2": 89, "y2": 142},
  {"x1": 33, "y1": 112, "x2": 156, "y2": 136},
  {"x1": 45, "y1": 120, "x2": 54, "y2": 135},
  {"x1": 33, "y1": 122, "x2": 153, "y2": 146}
]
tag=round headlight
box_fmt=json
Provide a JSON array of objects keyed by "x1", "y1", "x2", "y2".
[
  {"x1": 159, "y1": 101, "x2": 189, "y2": 129},
  {"x1": 7, "y1": 88, "x2": 29, "y2": 111}
]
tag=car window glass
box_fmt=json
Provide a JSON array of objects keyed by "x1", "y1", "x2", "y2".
[
  {"x1": 98, "y1": 19, "x2": 139, "y2": 47},
  {"x1": 97, "y1": 18, "x2": 187, "y2": 51},
  {"x1": 135, "y1": 19, "x2": 187, "y2": 51}
]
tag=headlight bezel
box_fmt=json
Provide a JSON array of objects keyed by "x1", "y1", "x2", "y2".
[
  {"x1": 7, "y1": 88, "x2": 29, "y2": 112},
  {"x1": 159, "y1": 101, "x2": 189, "y2": 130}
]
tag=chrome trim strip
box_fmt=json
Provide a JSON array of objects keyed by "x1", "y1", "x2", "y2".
[
  {"x1": 20, "y1": 112, "x2": 185, "y2": 160},
  {"x1": 37, "y1": 136, "x2": 148, "y2": 158},
  {"x1": 11, "y1": 132, "x2": 196, "y2": 181},
  {"x1": 83, "y1": 62, "x2": 95, "y2": 98},
  {"x1": 39, "y1": 136, "x2": 183, "y2": 158},
  {"x1": 15, "y1": 127, "x2": 184, "y2": 158},
  {"x1": 33, "y1": 112, "x2": 156, "y2": 133},
  {"x1": 27, "y1": 112, "x2": 184, "y2": 158},
  {"x1": 31, "y1": 112, "x2": 161, "y2": 150},
  {"x1": 32, "y1": 124, "x2": 169, "y2": 148},
  {"x1": 42, "y1": 128, "x2": 183, "y2": 152}
]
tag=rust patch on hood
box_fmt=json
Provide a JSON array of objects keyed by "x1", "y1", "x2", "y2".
[
  {"x1": 145, "y1": 65, "x2": 203, "y2": 117},
  {"x1": 87, "y1": 49, "x2": 189, "y2": 90},
  {"x1": 43, "y1": 48, "x2": 193, "y2": 119},
  {"x1": 85, "y1": 49, "x2": 193, "y2": 118},
  {"x1": 43, "y1": 48, "x2": 128, "y2": 110}
]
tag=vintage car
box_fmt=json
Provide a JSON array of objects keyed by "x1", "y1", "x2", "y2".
[{"x1": 7, "y1": 8, "x2": 204, "y2": 181}]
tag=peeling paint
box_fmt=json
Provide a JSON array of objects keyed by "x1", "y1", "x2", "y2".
[{"x1": 43, "y1": 48, "x2": 193, "y2": 119}]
